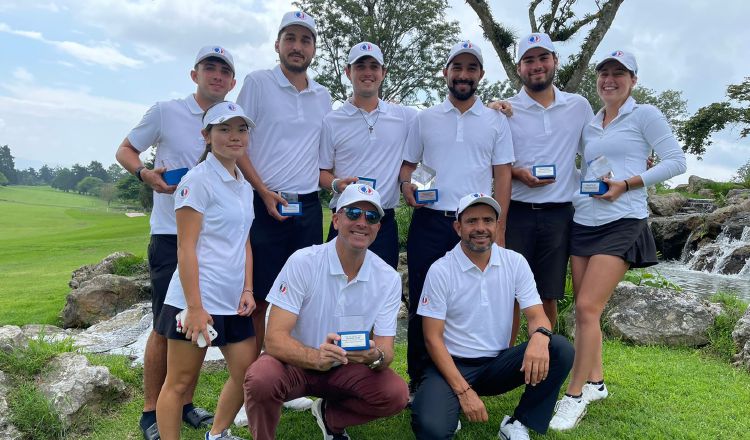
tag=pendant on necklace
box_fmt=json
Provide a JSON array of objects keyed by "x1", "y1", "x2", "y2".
[{"x1": 369, "y1": 126, "x2": 373, "y2": 134}]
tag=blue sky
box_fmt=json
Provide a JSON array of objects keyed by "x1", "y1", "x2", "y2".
[{"x1": 1, "y1": 0, "x2": 749, "y2": 185}]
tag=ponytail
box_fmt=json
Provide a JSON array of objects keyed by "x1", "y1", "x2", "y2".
[{"x1": 198, "y1": 137, "x2": 212, "y2": 164}]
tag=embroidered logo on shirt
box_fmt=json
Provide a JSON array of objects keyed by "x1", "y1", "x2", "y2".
[
  {"x1": 179, "y1": 187, "x2": 189, "y2": 198},
  {"x1": 421, "y1": 296, "x2": 429, "y2": 305},
  {"x1": 279, "y1": 282, "x2": 288, "y2": 295}
]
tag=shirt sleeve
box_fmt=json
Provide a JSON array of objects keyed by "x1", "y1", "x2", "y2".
[
  {"x1": 373, "y1": 273, "x2": 402, "y2": 337},
  {"x1": 318, "y1": 117, "x2": 335, "y2": 170},
  {"x1": 512, "y1": 253, "x2": 542, "y2": 310},
  {"x1": 492, "y1": 113, "x2": 515, "y2": 165},
  {"x1": 638, "y1": 105, "x2": 687, "y2": 187},
  {"x1": 266, "y1": 251, "x2": 310, "y2": 315},
  {"x1": 236, "y1": 74, "x2": 261, "y2": 128},
  {"x1": 127, "y1": 103, "x2": 161, "y2": 152},
  {"x1": 402, "y1": 114, "x2": 424, "y2": 164},
  {"x1": 417, "y1": 263, "x2": 449, "y2": 320},
  {"x1": 173, "y1": 170, "x2": 211, "y2": 214}
]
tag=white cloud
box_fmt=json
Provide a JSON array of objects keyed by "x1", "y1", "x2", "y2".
[{"x1": 12, "y1": 67, "x2": 34, "y2": 83}]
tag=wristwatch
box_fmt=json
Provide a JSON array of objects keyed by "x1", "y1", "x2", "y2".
[
  {"x1": 135, "y1": 166, "x2": 146, "y2": 182},
  {"x1": 368, "y1": 347, "x2": 385, "y2": 370},
  {"x1": 534, "y1": 326, "x2": 553, "y2": 338}
]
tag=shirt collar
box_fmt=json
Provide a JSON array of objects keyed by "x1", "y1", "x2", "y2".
[
  {"x1": 186, "y1": 94, "x2": 204, "y2": 115},
  {"x1": 517, "y1": 86, "x2": 568, "y2": 109},
  {"x1": 326, "y1": 238, "x2": 372, "y2": 282},
  {"x1": 440, "y1": 96, "x2": 484, "y2": 115},
  {"x1": 341, "y1": 99, "x2": 387, "y2": 116},
  {"x1": 453, "y1": 242, "x2": 501, "y2": 273},
  {"x1": 206, "y1": 152, "x2": 242, "y2": 183},
  {"x1": 592, "y1": 96, "x2": 637, "y2": 124},
  {"x1": 272, "y1": 64, "x2": 320, "y2": 93}
]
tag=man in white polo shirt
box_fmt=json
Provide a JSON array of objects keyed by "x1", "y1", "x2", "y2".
[
  {"x1": 504, "y1": 32, "x2": 595, "y2": 341},
  {"x1": 319, "y1": 41, "x2": 417, "y2": 270},
  {"x1": 243, "y1": 184, "x2": 408, "y2": 440},
  {"x1": 115, "y1": 46, "x2": 237, "y2": 439},
  {"x1": 399, "y1": 40, "x2": 515, "y2": 395},
  {"x1": 235, "y1": 11, "x2": 332, "y2": 370},
  {"x1": 411, "y1": 193, "x2": 574, "y2": 440}
]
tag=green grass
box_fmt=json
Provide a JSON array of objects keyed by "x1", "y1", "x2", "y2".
[{"x1": 0, "y1": 186, "x2": 150, "y2": 325}]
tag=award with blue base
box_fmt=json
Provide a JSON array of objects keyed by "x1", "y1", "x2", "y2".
[
  {"x1": 532, "y1": 164, "x2": 556, "y2": 180},
  {"x1": 412, "y1": 163, "x2": 439, "y2": 204},
  {"x1": 163, "y1": 167, "x2": 189, "y2": 185},
  {"x1": 580, "y1": 156, "x2": 613, "y2": 196},
  {"x1": 357, "y1": 177, "x2": 377, "y2": 189},
  {"x1": 278, "y1": 192, "x2": 303, "y2": 216},
  {"x1": 337, "y1": 331, "x2": 370, "y2": 351}
]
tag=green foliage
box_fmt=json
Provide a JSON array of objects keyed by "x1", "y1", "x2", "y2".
[
  {"x1": 86, "y1": 354, "x2": 143, "y2": 388},
  {"x1": 0, "y1": 170, "x2": 8, "y2": 186},
  {"x1": 114, "y1": 173, "x2": 142, "y2": 201},
  {"x1": 704, "y1": 292, "x2": 748, "y2": 362},
  {"x1": 679, "y1": 77, "x2": 750, "y2": 158},
  {"x1": 293, "y1": 0, "x2": 460, "y2": 105},
  {"x1": 623, "y1": 268, "x2": 682, "y2": 291},
  {"x1": 51, "y1": 168, "x2": 77, "y2": 192},
  {"x1": 0, "y1": 336, "x2": 75, "y2": 378},
  {"x1": 8, "y1": 382, "x2": 66, "y2": 440},
  {"x1": 0, "y1": 144, "x2": 18, "y2": 184},
  {"x1": 111, "y1": 254, "x2": 147, "y2": 276},
  {"x1": 75, "y1": 176, "x2": 104, "y2": 195},
  {"x1": 395, "y1": 201, "x2": 412, "y2": 251},
  {"x1": 733, "y1": 159, "x2": 750, "y2": 188}
]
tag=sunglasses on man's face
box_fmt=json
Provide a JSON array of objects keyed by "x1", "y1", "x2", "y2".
[{"x1": 342, "y1": 207, "x2": 382, "y2": 225}]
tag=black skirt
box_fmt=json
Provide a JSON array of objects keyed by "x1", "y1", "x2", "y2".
[
  {"x1": 570, "y1": 217, "x2": 658, "y2": 268},
  {"x1": 155, "y1": 304, "x2": 255, "y2": 347}
]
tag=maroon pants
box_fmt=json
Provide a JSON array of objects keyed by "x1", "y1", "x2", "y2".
[{"x1": 244, "y1": 353, "x2": 409, "y2": 440}]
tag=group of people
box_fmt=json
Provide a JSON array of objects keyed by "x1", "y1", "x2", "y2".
[{"x1": 116, "y1": 9, "x2": 686, "y2": 440}]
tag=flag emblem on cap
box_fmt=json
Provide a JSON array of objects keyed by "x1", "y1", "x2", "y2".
[
  {"x1": 227, "y1": 103, "x2": 237, "y2": 111},
  {"x1": 361, "y1": 43, "x2": 372, "y2": 51},
  {"x1": 472, "y1": 193, "x2": 481, "y2": 198},
  {"x1": 358, "y1": 185, "x2": 374, "y2": 195},
  {"x1": 612, "y1": 50, "x2": 624, "y2": 57},
  {"x1": 529, "y1": 35, "x2": 541, "y2": 43},
  {"x1": 213, "y1": 47, "x2": 225, "y2": 54},
  {"x1": 295, "y1": 11, "x2": 306, "y2": 19},
  {"x1": 179, "y1": 188, "x2": 189, "y2": 197},
  {"x1": 462, "y1": 41, "x2": 472, "y2": 48},
  {"x1": 279, "y1": 282, "x2": 288, "y2": 294}
]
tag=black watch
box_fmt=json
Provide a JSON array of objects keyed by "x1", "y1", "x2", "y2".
[
  {"x1": 534, "y1": 326, "x2": 553, "y2": 338},
  {"x1": 135, "y1": 166, "x2": 146, "y2": 182}
]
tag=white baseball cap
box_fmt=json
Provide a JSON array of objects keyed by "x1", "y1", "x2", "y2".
[
  {"x1": 279, "y1": 10, "x2": 317, "y2": 38},
  {"x1": 348, "y1": 41, "x2": 384, "y2": 65},
  {"x1": 516, "y1": 33, "x2": 556, "y2": 63},
  {"x1": 195, "y1": 46, "x2": 235, "y2": 74},
  {"x1": 337, "y1": 184, "x2": 385, "y2": 217},
  {"x1": 446, "y1": 40, "x2": 483, "y2": 67},
  {"x1": 456, "y1": 192, "x2": 501, "y2": 219},
  {"x1": 202, "y1": 101, "x2": 255, "y2": 129},
  {"x1": 596, "y1": 50, "x2": 638, "y2": 74}
]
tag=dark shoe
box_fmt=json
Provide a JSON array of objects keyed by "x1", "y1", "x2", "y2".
[
  {"x1": 183, "y1": 407, "x2": 215, "y2": 428},
  {"x1": 142, "y1": 422, "x2": 160, "y2": 440}
]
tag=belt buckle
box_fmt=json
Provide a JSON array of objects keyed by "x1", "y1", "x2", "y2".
[
  {"x1": 531, "y1": 203, "x2": 544, "y2": 210},
  {"x1": 279, "y1": 191, "x2": 298, "y2": 202},
  {"x1": 443, "y1": 210, "x2": 454, "y2": 217}
]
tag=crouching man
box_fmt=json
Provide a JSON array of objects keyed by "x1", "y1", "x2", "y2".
[
  {"x1": 411, "y1": 193, "x2": 574, "y2": 440},
  {"x1": 244, "y1": 184, "x2": 409, "y2": 440}
]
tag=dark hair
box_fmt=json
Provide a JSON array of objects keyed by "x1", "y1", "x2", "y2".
[
  {"x1": 277, "y1": 26, "x2": 316, "y2": 43},
  {"x1": 194, "y1": 56, "x2": 235, "y2": 78},
  {"x1": 197, "y1": 101, "x2": 227, "y2": 164}
]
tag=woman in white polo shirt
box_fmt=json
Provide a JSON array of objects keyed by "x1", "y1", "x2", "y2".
[
  {"x1": 155, "y1": 102, "x2": 257, "y2": 440},
  {"x1": 549, "y1": 51, "x2": 686, "y2": 431}
]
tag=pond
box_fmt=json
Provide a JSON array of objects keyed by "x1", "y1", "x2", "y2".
[{"x1": 648, "y1": 260, "x2": 750, "y2": 301}]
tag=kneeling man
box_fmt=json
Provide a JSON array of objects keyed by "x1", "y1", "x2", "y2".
[
  {"x1": 244, "y1": 184, "x2": 408, "y2": 440},
  {"x1": 411, "y1": 193, "x2": 574, "y2": 440}
]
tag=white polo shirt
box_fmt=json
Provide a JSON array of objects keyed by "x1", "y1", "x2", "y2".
[
  {"x1": 236, "y1": 65, "x2": 332, "y2": 194},
  {"x1": 507, "y1": 87, "x2": 594, "y2": 203},
  {"x1": 403, "y1": 98, "x2": 515, "y2": 211},
  {"x1": 266, "y1": 238, "x2": 402, "y2": 349},
  {"x1": 164, "y1": 153, "x2": 255, "y2": 315},
  {"x1": 574, "y1": 97, "x2": 687, "y2": 226},
  {"x1": 127, "y1": 94, "x2": 206, "y2": 235},
  {"x1": 417, "y1": 243, "x2": 541, "y2": 358},
  {"x1": 319, "y1": 100, "x2": 418, "y2": 209}
]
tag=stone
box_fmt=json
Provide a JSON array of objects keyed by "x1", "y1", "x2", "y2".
[
  {"x1": 0, "y1": 371, "x2": 22, "y2": 439},
  {"x1": 0, "y1": 326, "x2": 27, "y2": 351},
  {"x1": 37, "y1": 353, "x2": 126, "y2": 426},
  {"x1": 603, "y1": 283, "x2": 721, "y2": 346},
  {"x1": 732, "y1": 305, "x2": 750, "y2": 371},
  {"x1": 726, "y1": 188, "x2": 750, "y2": 204},
  {"x1": 697, "y1": 188, "x2": 715, "y2": 198},
  {"x1": 647, "y1": 192, "x2": 687, "y2": 217},
  {"x1": 649, "y1": 214, "x2": 704, "y2": 260},
  {"x1": 20, "y1": 324, "x2": 76, "y2": 344},
  {"x1": 69, "y1": 251, "x2": 136, "y2": 289},
  {"x1": 61, "y1": 274, "x2": 149, "y2": 329},
  {"x1": 720, "y1": 244, "x2": 750, "y2": 275},
  {"x1": 674, "y1": 183, "x2": 689, "y2": 192},
  {"x1": 74, "y1": 302, "x2": 152, "y2": 353},
  {"x1": 686, "y1": 175, "x2": 716, "y2": 194}
]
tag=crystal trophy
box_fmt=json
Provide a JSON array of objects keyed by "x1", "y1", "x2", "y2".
[
  {"x1": 580, "y1": 155, "x2": 613, "y2": 195},
  {"x1": 412, "y1": 163, "x2": 439, "y2": 204}
]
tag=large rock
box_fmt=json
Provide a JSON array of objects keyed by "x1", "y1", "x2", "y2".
[
  {"x1": 686, "y1": 175, "x2": 716, "y2": 194},
  {"x1": 20, "y1": 324, "x2": 76, "y2": 344},
  {"x1": 604, "y1": 283, "x2": 721, "y2": 346},
  {"x1": 0, "y1": 371, "x2": 22, "y2": 439},
  {"x1": 732, "y1": 305, "x2": 750, "y2": 371},
  {"x1": 720, "y1": 244, "x2": 750, "y2": 275},
  {"x1": 649, "y1": 214, "x2": 704, "y2": 260},
  {"x1": 74, "y1": 302, "x2": 152, "y2": 353},
  {"x1": 727, "y1": 188, "x2": 750, "y2": 204},
  {"x1": 0, "y1": 326, "x2": 27, "y2": 351},
  {"x1": 37, "y1": 353, "x2": 126, "y2": 426},
  {"x1": 69, "y1": 252, "x2": 136, "y2": 289},
  {"x1": 648, "y1": 192, "x2": 687, "y2": 217},
  {"x1": 61, "y1": 274, "x2": 149, "y2": 328}
]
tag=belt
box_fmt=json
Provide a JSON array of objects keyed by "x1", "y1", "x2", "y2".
[
  {"x1": 253, "y1": 190, "x2": 319, "y2": 202},
  {"x1": 425, "y1": 207, "x2": 456, "y2": 218},
  {"x1": 511, "y1": 200, "x2": 572, "y2": 210}
]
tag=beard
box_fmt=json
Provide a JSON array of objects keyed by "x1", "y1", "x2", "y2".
[
  {"x1": 462, "y1": 233, "x2": 493, "y2": 253},
  {"x1": 280, "y1": 52, "x2": 312, "y2": 73},
  {"x1": 520, "y1": 70, "x2": 555, "y2": 92},
  {"x1": 448, "y1": 80, "x2": 477, "y2": 101}
]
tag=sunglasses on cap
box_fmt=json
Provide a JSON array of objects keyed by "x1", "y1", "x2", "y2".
[{"x1": 342, "y1": 206, "x2": 381, "y2": 224}]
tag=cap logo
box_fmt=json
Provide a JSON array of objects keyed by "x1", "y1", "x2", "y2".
[
  {"x1": 612, "y1": 50, "x2": 624, "y2": 57},
  {"x1": 358, "y1": 185, "x2": 374, "y2": 195},
  {"x1": 179, "y1": 187, "x2": 189, "y2": 197},
  {"x1": 529, "y1": 35, "x2": 541, "y2": 43},
  {"x1": 227, "y1": 103, "x2": 237, "y2": 111},
  {"x1": 279, "y1": 282, "x2": 288, "y2": 294},
  {"x1": 461, "y1": 41, "x2": 472, "y2": 49},
  {"x1": 295, "y1": 11, "x2": 306, "y2": 19},
  {"x1": 213, "y1": 47, "x2": 225, "y2": 55},
  {"x1": 360, "y1": 43, "x2": 372, "y2": 51}
]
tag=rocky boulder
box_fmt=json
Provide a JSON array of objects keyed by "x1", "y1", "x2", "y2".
[
  {"x1": 37, "y1": 353, "x2": 126, "y2": 426},
  {"x1": 0, "y1": 326, "x2": 27, "y2": 351},
  {"x1": 74, "y1": 302, "x2": 152, "y2": 353},
  {"x1": 61, "y1": 274, "x2": 149, "y2": 328},
  {"x1": 726, "y1": 188, "x2": 750, "y2": 204},
  {"x1": 686, "y1": 175, "x2": 716, "y2": 194},
  {"x1": 0, "y1": 371, "x2": 22, "y2": 439},
  {"x1": 649, "y1": 214, "x2": 704, "y2": 260},
  {"x1": 69, "y1": 252, "x2": 136, "y2": 289},
  {"x1": 732, "y1": 305, "x2": 750, "y2": 371},
  {"x1": 648, "y1": 192, "x2": 687, "y2": 216}
]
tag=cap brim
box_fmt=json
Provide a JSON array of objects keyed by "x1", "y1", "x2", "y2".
[
  {"x1": 457, "y1": 197, "x2": 501, "y2": 219},
  {"x1": 595, "y1": 57, "x2": 635, "y2": 73},
  {"x1": 446, "y1": 49, "x2": 483, "y2": 67},
  {"x1": 280, "y1": 22, "x2": 317, "y2": 38},
  {"x1": 349, "y1": 54, "x2": 384, "y2": 65},
  {"x1": 196, "y1": 54, "x2": 235, "y2": 73}
]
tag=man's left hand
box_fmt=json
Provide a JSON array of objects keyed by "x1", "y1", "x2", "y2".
[
  {"x1": 345, "y1": 340, "x2": 377, "y2": 364},
  {"x1": 521, "y1": 333, "x2": 550, "y2": 386}
]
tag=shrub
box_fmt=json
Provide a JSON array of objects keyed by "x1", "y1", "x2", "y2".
[
  {"x1": 395, "y1": 202, "x2": 413, "y2": 252},
  {"x1": 9, "y1": 382, "x2": 66, "y2": 440},
  {"x1": 111, "y1": 254, "x2": 147, "y2": 276},
  {"x1": 704, "y1": 292, "x2": 748, "y2": 361},
  {"x1": 0, "y1": 336, "x2": 75, "y2": 378}
]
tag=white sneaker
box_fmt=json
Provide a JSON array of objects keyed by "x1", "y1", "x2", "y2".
[
  {"x1": 455, "y1": 419, "x2": 461, "y2": 434},
  {"x1": 311, "y1": 399, "x2": 351, "y2": 440},
  {"x1": 549, "y1": 395, "x2": 588, "y2": 431},
  {"x1": 283, "y1": 396, "x2": 314, "y2": 411},
  {"x1": 498, "y1": 415, "x2": 530, "y2": 440},
  {"x1": 582, "y1": 382, "x2": 609, "y2": 402},
  {"x1": 205, "y1": 428, "x2": 243, "y2": 439}
]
